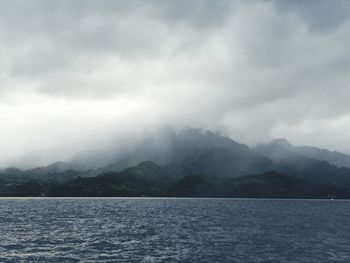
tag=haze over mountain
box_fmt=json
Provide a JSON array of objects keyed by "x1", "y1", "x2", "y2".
[
  {"x1": 5, "y1": 127, "x2": 350, "y2": 180},
  {"x1": 2, "y1": 127, "x2": 350, "y2": 198}
]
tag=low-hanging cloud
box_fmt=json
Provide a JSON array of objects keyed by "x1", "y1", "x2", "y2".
[{"x1": 1, "y1": 0, "x2": 350, "y2": 166}]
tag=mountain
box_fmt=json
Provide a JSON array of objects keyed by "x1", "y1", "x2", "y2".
[
  {"x1": 255, "y1": 139, "x2": 350, "y2": 168},
  {"x1": 255, "y1": 139, "x2": 295, "y2": 160},
  {"x1": 48, "y1": 161, "x2": 179, "y2": 197},
  {"x1": 297, "y1": 146, "x2": 350, "y2": 169},
  {"x1": 167, "y1": 171, "x2": 350, "y2": 198},
  {"x1": 0, "y1": 162, "x2": 85, "y2": 184},
  {"x1": 1, "y1": 159, "x2": 350, "y2": 198},
  {"x1": 104, "y1": 128, "x2": 350, "y2": 186},
  {"x1": 3, "y1": 127, "x2": 350, "y2": 197},
  {"x1": 87, "y1": 127, "x2": 274, "y2": 178},
  {"x1": 48, "y1": 166, "x2": 350, "y2": 198},
  {"x1": 254, "y1": 139, "x2": 350, "y2": 186}
]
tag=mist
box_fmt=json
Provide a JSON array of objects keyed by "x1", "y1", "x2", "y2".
[{"x1": 1, "y1": 0, "x2": 350, "y2": 167}]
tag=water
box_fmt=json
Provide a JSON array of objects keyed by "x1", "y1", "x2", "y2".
[{"x1": 0, "y1": 198, "x2": 349, "y2": 263}]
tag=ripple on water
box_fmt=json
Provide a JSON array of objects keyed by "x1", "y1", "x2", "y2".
[{"x1": 0, "y1": 198, "x2": 349, "y2": 263}]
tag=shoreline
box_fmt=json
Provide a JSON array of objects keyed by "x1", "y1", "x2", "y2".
[{"x1": 0, "y1": 196, "x2": 348, "y2": 201}]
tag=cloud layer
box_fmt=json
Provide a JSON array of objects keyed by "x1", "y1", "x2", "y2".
[{"x1": 1, "y1": 0, "x2": 350, "y2": 165}]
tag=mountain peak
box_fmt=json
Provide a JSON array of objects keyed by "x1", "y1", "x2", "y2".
[{"x1": 270, "y1": 138, "x2": 292, "y2": 147}]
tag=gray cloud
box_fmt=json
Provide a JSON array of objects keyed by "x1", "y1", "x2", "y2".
[
  {"x1": 1, "y1": 0, "x2": 350, "y2": 165},
  {"x1": 274, "y1": 0, "x2": 350, "y2": 31}
]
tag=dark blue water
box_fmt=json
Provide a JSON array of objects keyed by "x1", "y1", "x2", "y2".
[{"x1": 0, "y1": 198, "x2": 349, "y2": 262}]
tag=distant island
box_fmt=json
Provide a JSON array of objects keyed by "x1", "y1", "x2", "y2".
[{"x1": 1, "y1": 128, "x2": 350, "y2": 198}]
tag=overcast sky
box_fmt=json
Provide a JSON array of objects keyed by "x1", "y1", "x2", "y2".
[{"x1": 1, "y1": 0, "x2": 350, "y2": 165}]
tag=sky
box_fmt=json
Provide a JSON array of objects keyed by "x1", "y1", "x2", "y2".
[{"x1": 1, "y1": 0, "x2": 350, "y2": 165}]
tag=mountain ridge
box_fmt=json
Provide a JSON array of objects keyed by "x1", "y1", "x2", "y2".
[
  {"x1": 256, "y1": 138, "x2": 350, "y2": 169},
  {"x1": 2, "y1": 127, "x2": 350, "y2": 197}
]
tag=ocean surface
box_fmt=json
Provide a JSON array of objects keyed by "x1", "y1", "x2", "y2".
[{"x1": 0, "y1": 198, "x2": 349, "y2": 263}]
